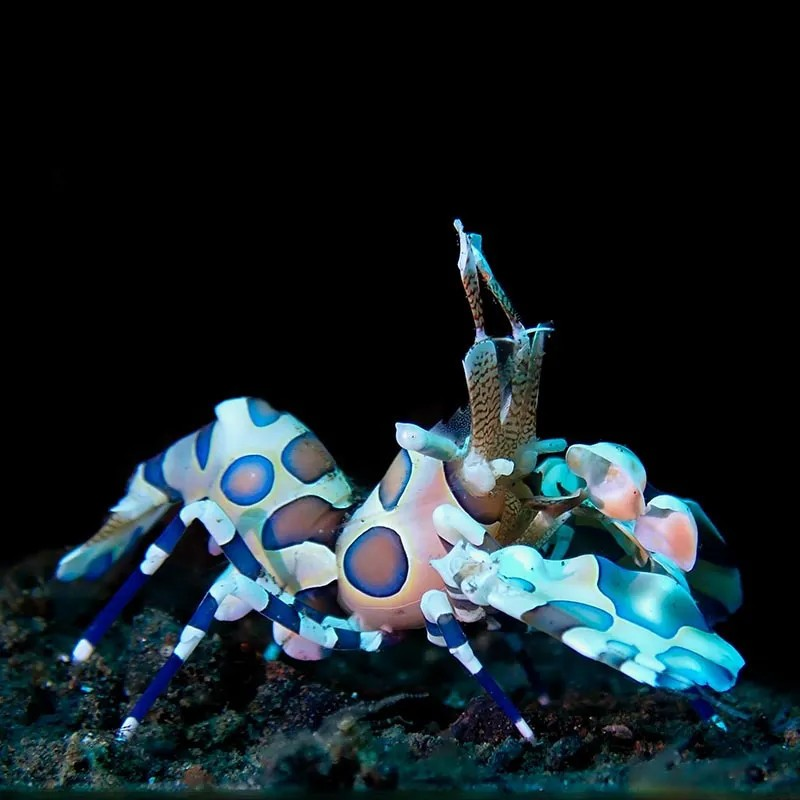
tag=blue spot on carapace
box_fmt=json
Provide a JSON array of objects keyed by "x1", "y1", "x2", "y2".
[
  {"x1": 503, "y1": 575, "x2": 536, "y2": 593},
  {"x1": 343, "y1": 526, "x2": 408, "y2": 598},
  {"x1": 84, "y1": 552, "x2": 114, "y2": 580},
  {"x1": 220, "y1": 454, "x2": 275, "y2": 506},
  {"x1": 195, "y1": 422, "x2": 215, "y2": 470},
  {"x1": 143, "y1": 452, "x2": 181, "y2": 501},
  {"x1": 261, "y1": 495, "x2": 344, "y2": 550},
  {"x1": 657, "y1": 646, "x2": 735, "y2": 690},
  {"x1": 281, "y1": 432, "x2": 335, "y2": 484},
  {"x1": 596, "y1": 557, "x2": 709, "y2": 638},
  {"x1": 378, "y1": 449, "x2": 413, "y2": 510},
  {"x1": 548, "y1": 600, "x2": 614, "y2": 631},
  {"x1": 247, "y1": 397, "x2": 281, "y2": 427}
]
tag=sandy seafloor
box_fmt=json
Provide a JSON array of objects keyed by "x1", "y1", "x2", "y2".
[{"x1": 1, "y1": 535, "x2": 798, "y2": 798}]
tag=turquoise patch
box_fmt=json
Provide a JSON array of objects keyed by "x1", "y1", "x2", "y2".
[
  {"x1": 657, "y1": 646, "x2": 735, "y2": 690},
  {"x1": 548, "y1": 600, "x2": 614, "y2": 631},
  {"x1": 503, "y1": 575, "x2": 536, "y2": 593},
  {"x1": 597, "y1": 639, "x2": 638, "y2": 669},
  {"x1": 596, "y1": 557, "x2": 709, "y2": 639}
]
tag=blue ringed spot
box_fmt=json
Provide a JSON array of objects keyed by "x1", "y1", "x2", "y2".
[
  {"x1": 220, "y1": 454, "x2": 275, "y2": 506},
  {"x1": 343, "y1": 526, "x2": 409, "y2": 598},
  {"x1": 195, "y1": 422, "x2": 215, "y2": 470},
  {"x1": 247, "y1": 397, "x2": 281, "y2": 427}
]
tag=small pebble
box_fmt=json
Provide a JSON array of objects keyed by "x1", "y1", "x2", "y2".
[{"x1": 602, "y1": 724, "x2": 633, "y2": 739}]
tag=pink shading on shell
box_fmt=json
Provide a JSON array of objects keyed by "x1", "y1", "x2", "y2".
[
  {"x1": 336, "y1": 453, "x2": 458, "y2": 630},
  {"x1": 278, "y1": 632, "x2": 328, "y2": 661},
  {"x1": 634, "y1": 495, "x2": 699, "y2": 571},
  {"x1": 565, "y1": 443, "x2": 646, "y2": 521}
]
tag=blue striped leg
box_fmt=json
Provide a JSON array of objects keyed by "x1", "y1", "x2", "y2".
[
  {"x1": 118, "y1": 568, "x2": 236, "y2": 741},
  {"x1": 689, "y1": 688, "x2": 727, "y2": 731},
  {"x1": 180, "y1": 500, "x2": 384, "y2": 654},
  {"x1": 72, "y1": 515, "x2": 187, "y2": 663},
  {"x1": 421, "y1": 589, "x2": 535, "y2": 743}
]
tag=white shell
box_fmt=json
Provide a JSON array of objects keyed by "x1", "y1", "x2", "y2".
[{"x1": 565, "y1": 443, "x2": 646, "y2": 521}]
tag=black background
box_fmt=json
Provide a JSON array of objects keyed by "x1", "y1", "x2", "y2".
[{"x1": 25, "y1": 162, "x2": 789, "y2": 687}]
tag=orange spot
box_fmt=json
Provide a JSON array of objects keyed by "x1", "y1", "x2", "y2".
[
  {"x1": 635, "y1": 511, "x2": 698, "y2": 571},
  {"x1": 230, "y1": 464, "x2": 267, "y2": 494},
  {"x1": 282, "y1": 434, "x2": 335, "y2": 483},
  {"x1": 344, "y1": 526, "x2": 408, "y2": 597},
  {"x1": 263, "y1": 495, "x2": 345, "y2": 549}
]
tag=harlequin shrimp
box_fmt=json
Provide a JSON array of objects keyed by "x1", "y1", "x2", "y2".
[{"x1": 57, "y1": 220, "x2": 744, "y2": 743}]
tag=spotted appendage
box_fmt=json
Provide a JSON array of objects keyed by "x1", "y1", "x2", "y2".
[
  {"x1": 58, "y1": 397, "x2": 353, "y2": 594},
  {"x1": 431, "y1": 541, "x2": 744, "y2": 692}
]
